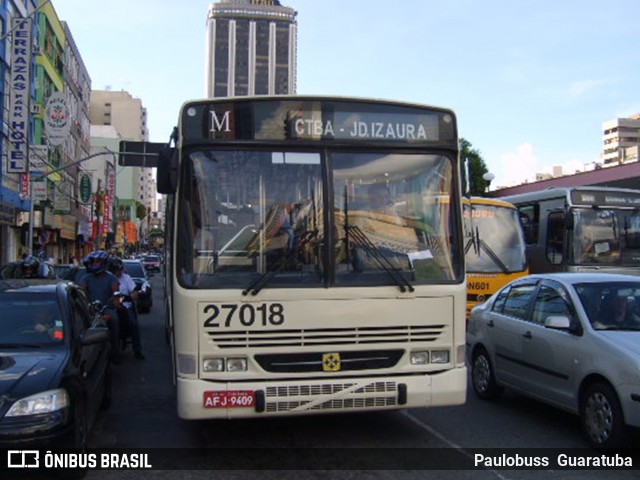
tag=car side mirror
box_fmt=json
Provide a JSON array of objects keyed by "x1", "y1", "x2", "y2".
[
  {"x1": 157, "y1": 146, "x2": 178, "y2": 194},
  {"x1": 544, "y1": 315, "x2": 571, "y2": 329},
  {"x1": 82, "y1": 326, "x2": 110, "y2": 345}
]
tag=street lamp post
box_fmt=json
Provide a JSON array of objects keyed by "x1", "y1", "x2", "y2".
[{"x1": 482, "y1": 172, "x2": 495, "y2": 194}]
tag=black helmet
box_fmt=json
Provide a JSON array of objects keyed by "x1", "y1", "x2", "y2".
[
  {"x1": 84, "y1": 250, "x2": 110, "y2": 273},
  {"x1": 108, "y1": 257, "x2": 124, "y2": 273},
  {"x1": 20, "y1": 255, "x2": 41, "y2": 278}
]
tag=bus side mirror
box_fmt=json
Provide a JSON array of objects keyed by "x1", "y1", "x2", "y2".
[
  {"x1": 564, "y1": 211, "x2": 574, "y2": 230},
  {"x1": 157, "y1": 147, "x2": 178, "y2": 194}
]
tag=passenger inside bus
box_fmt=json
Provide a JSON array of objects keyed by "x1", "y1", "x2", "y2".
[
  {"x1": 348, "y1": 183, "x2": 411, "y2": 273},
  {"x1": 366, "y1": 183, "x2": 395, "y2": 213}
]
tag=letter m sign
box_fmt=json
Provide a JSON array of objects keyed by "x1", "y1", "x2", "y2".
[{"x1": 210, "y1": 110, "x2": 231, "y2": 133}]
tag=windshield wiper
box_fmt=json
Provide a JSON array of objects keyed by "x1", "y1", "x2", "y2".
[
  {"x1": 242, "y1": 229, "x2": 318, "y2": 296},
  {"x1": 464, "y1": 237, "x2": 510, "y2": 274},
  {"x1": 347, "y1": 224, "x2": 414, "y2": 293},
  {"x1": 464, "y1": 224, "x2": 510, "y2": 274},
  {"x1": 342, "y1": 186, "x2": 413, "y2": 293}
]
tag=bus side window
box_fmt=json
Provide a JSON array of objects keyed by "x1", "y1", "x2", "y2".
[
  {"x1": 518, "y1": 204, "x2": 538, "y2": 245},
  {"x1": 545, "y1": 211, "x2": 565, "y2": 265}
]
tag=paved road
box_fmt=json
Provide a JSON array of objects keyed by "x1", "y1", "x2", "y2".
[{"x1": 83, "y1": 273, "x2": 638, "y2": 479}]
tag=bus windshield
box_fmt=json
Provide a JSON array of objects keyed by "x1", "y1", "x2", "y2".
[
  {"x1": 571, "y1": 208, "x2": 640, "y2": 266},
  {"x1": 177, "y1": 148, "x2": 460, "y2": 289},
  {"x1": 463, "y1": 202, "x2": 527, "y2": 274}
]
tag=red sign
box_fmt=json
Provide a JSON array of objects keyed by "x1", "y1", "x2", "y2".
[
  {"x1": 91, "y1": 220, "x2": 99, "y2": 240},
  {"x1": 102, "y1": 193, "x2": 111, "y2": 236},
  {"x1": 203, "y1": 391, "x2": 256, "y2": 408},
  {"x1": 20, "y1": 173, "x2": 29, "y2": 199}
]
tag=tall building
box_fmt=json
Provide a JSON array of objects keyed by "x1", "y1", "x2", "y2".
[
  {"x1": 601, "y1": 114, "x2": 640, "y2": 166},
  {"x1": 205, "y1": 0, "x2": 297, "y2": 97},
  {"x1": 0, "y1": 1, "x2": 39, "y2": 263},
  {"x1": 89, "y1": 90, "x2": 154, "y2": 250},
  {"x1": 60, "y1": 22, "x2": 93, "y2": 261}
]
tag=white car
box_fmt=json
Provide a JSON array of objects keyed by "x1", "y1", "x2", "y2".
[{"x1": 466, "y1": 272, "x2": 640, "y2": 449}]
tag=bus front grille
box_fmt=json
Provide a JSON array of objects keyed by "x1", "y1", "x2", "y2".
[
  {"x1": 207, "y1": 324, "x2": 445, "y2": 349},
  {"x1": 264, "y1": 381, "x2": 398, "y2": 413},
  {"x1": 255, "y1": 349, "x2": 403, "y2": 373}
]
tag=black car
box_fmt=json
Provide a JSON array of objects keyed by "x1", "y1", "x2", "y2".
[
  {"x1": 122, "y1": 260, "x2": 153, "y2": 313},
  {"x1": 0, "y1": 280, "x2": 112, "y2": 449}
]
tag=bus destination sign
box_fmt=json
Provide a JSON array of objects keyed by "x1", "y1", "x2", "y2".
[
  {"x1": 283, "y1": 110, "x2": 440, "y2": 142},
  {"x1": 572, "y1": 189, "x2": 640, "y2": 208},
  {"x1": 182, "y1": 99, "x2": 455, "y2": 144}
]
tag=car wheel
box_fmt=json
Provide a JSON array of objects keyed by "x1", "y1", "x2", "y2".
[
  {"x1": 59, "y1": 410, "x2": 89, "y2": 479},
  {"x1": 471, "y1": 347, "x2": 502, "y2": 400},
  {"x1": 100, "y1": 364, "x2": 113, "y2": 410},
  {"x1": 581, "y1": 382, "x2": 626, "y2": 449},
  {"x1": 73, "y1": 399, "x2": 89, "y2": 451}
]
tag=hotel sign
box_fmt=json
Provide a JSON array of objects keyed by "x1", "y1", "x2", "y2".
[
  {"x1": 7, "y1": 18, "x2": 32, "y2": 173},
  {"x1": 44, "y1": 92, "x2": 71, "y2": 146}
]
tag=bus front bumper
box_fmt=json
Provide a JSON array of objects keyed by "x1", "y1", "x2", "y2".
[{"x1": 176, "y1": 367, "x2": 467, "y2": 419}]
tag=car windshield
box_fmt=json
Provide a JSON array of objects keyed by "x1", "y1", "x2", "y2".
[
  {"x1": 124, "y1": 262, "x2": 146, "y2": 278},
  {"x1": 574, "y1": 281, "x2": 640, "y2": 331},
  {"x1": 0, "y1": 293, "x2": 64, "y2": 346},
  {"x1": 144, "y1": 256, "x2": 159, "y2": 263}
]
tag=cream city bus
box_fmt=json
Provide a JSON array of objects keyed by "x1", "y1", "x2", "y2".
[
  {"x1": 463, "y1": 197, "x2": 528, "y2": 318},
  {"x1": 502, "y1": 186, "x2": 640, "y2": 275},
  {"x1": 155, "y1": 96, "x2": 467, "y2": 419}
]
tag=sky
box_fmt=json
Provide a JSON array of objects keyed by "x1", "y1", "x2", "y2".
[{"x1": 51, "y1": 0, "x2": 640, "y2": 189}]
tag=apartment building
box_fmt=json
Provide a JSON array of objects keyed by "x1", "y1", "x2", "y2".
[{"x1": 602, "y1": 114, "x2": 640, "y2": 165}]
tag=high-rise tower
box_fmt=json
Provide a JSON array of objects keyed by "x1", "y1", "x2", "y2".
[{"x1": 205, "y1": 0, "x2": 297, "y2": 97}]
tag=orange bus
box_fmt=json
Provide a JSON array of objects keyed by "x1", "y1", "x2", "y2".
[{"x1": 463, "y1": 196, "x2": 528, "y2": 317}]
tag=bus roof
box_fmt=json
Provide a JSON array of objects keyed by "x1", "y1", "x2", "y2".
[
  {"x1": 499, "y1": 186, "x2": 640, "y2": 208},
  {"x1": 465, "y1": 196, "x2": 517, "y2": 209},
  {"x1": 179, "y1": 94, "x2": 457, "y2": 115}
]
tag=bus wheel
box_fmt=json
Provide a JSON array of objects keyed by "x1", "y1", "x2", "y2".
[{"x1": 471, "y1": 348, "x2": 502, "y2": 400}]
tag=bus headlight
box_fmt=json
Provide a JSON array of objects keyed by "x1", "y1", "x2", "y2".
[
  {"x1": 203, "y1": 358, "x2": 225, "y2": 372},
  {"x1": 226, "y1": 358, "x2": 248, "y2": 372},
  {"x1": 430, "y1": 350, "x2": 450, "y2": 364},
  {"x1": 410, "y1": 351, "x2": 430, "y2": 365},
  {"x1": 202, "y1": 357, "x2": 248, "y2": 372}
]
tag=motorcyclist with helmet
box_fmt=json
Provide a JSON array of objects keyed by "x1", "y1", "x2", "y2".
[
  {"x1": 79, "y1": 250, "x2": 123, "y2": 364},
  {"x1": 108, "y1": 256, "x2": 145, "y2": 360},
  {"x1": 19, "y1": 255, "x2": 51, "y2": 278}
]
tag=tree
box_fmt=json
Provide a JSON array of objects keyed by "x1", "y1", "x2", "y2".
[
  {"x1": 460, "y1": 138, "x2": 492, "y2": 196},
  {"x1": 135, "y1": 202, "x2": 147, "y2": 220}
]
